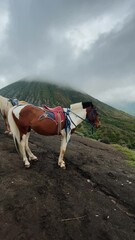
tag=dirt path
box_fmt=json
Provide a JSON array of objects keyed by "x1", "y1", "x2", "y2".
[{"x1": 0, "y1": 124, "x2": 135, "y2": 240}]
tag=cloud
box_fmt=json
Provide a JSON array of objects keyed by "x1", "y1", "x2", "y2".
[
  {"x1": 98, "y1": 85, "x2": 135, "y2": 104},
  {"x1": 0, "y1": 0, "x2": 135, "y2": 108}
]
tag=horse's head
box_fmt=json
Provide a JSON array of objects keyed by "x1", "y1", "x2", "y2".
[{"x1": 82, "y1": 102, "x2": 101, "y2": 128}]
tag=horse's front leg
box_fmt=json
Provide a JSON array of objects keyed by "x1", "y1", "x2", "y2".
[{"x1": 58, "y1": 131, "x2": 71, "y2": 169}]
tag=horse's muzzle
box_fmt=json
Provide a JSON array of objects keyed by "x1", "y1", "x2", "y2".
[{"x1": 95, "y1": 120, "x2": 101, "y2": 128}]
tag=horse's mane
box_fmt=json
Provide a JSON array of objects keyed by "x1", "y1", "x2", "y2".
[{"x1": 82, "y1": 102, "x2": 93, "y2": 108}]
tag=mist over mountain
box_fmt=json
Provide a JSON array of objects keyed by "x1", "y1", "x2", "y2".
[{"x1": 111, "y1": 102, "x2": 135, "y2": 116}]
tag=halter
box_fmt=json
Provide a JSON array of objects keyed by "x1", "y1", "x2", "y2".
[
  {"x1": 64, "y1": 108, "x2": 75, "y2": 137},
  {"x1": 64, "y1": 108, "x2": 96, "y2": 134}
]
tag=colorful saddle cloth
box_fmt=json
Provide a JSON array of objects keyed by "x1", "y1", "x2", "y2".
[
  {"x1": 8, "y1": 98, "x2": 19, "y2": 106},
  {"x1": 43, "y1": 105, "x2": 65, "y2": 122}
]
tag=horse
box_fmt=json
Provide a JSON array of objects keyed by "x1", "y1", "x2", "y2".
[
  {"x1": 8, "y1": 101, "x2": 101, "y2": 169},
  {"x1": 0, "y1": 95, "x2": 27, "y2": 134}
]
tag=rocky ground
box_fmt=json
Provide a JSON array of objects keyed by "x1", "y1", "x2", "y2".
[{"x1": 0, "y1": 123, "x2": 135, "y2": 240}]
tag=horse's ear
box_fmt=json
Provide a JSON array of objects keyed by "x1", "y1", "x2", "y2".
[{"x1": 82, "y1": 102, "x2": 93, "y2": 109}]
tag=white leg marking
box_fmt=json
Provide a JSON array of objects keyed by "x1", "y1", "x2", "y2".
[
  {"x1": 20, "y1": 135, "x2": 30, "y2": 168},
  {"x1": 58, "y1": 131, "x2": 71, "y2": 169},
  {"x1": 25, "y1": 132, "x2": 38, "y2": 161}
]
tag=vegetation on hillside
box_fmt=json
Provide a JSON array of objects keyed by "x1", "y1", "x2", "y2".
[
  {"x1": 113, "y1": 144, "x2": 135, "y2": 166},
  {"x1": 1, "y1": 79, "x2": 135, "y2": 149}
]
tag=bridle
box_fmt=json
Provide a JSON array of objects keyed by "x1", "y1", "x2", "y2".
[
  {"x1": 64, "y1": 107, "x2": 98, "y2": 132},
  {"x1": 86, "y1": 108, "x2": 98, "y2": 125}
]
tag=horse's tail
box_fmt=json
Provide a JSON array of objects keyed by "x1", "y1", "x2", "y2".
[{"x1": 8, "y1": 107, "x2": 21, "y2": 154}]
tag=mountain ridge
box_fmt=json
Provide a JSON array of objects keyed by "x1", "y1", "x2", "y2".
[{"x1": 0, "y1": 79, "x2": 135, "y2": 149}]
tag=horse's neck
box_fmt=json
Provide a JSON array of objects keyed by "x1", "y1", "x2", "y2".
[
  {"x1": 0, "y1": 96, "x2": 6, "y2": 109},
  {"x1": 0, "y1": 96, "x2": 4, "y2": 105},
  {"x1": 65, "y1": 107, "x2": 86, "y2": 129},
  {"x1": 70, "y1": 102, "x2": 82, "y2": 110},
  {"x1": 0, "y1": 96, "x2": 12, "y2": 112}
]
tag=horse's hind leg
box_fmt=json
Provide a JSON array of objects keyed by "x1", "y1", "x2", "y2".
[
  {"x1": 4, "y1": 117, "x2": 10, "y2": 134},
  {"x1": 19, "y1": 134, "x2": 31, "y2": 168},
  {"x1": 6, "y1": 119, "x2": 12, "y2": 135},
  {"x1": 25, "y1": 132, "x2": 38, "y2": 161}
]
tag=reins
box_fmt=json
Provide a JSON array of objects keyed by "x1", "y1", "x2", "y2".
[{"x1": 64, "y1": 109, "x2": 78, "y2": 128}]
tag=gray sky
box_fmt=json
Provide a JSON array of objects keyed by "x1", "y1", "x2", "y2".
[{"x1": 0, "y1": 0, "x2": 135, "y2": 107}]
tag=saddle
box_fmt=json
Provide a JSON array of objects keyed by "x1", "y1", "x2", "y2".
[
  {"x1": 40, "y1": 105, "x2": 65, "y2": 134},
  {"x1": 8, "y1": 98, "x2": 19, "y2": 106},
  {"x1": 43, "y1": 105, "x2": 65, "y2": 122}
]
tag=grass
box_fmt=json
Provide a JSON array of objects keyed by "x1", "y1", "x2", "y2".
[{"x1": 113, "y1": 144, "x2": 135, "y2": 166}]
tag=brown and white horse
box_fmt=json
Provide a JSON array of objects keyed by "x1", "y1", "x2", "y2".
[
  {"x1": 0, "y1": 95, "x2": 27, "y2": 134},
  {"x1": 8, "y1": 101, "x2": 100, "y2": 169}
]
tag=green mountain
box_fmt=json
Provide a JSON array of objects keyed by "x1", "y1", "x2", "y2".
[{"x1": 1, "y1": 79, "x2": 135, "y2": 149}]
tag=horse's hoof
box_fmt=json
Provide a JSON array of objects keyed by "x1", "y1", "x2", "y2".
[
  {"x1": 61, "y1": 165, "x2": 66, "y2": 170},
  {"x1": 4, "y1": 131, "x2": 9, "y2": 134},
  {"x1": 29, "y1": 156, "x2": 38, "y2": 161},
  {"x1": 25, "y1": 163, "x2": 30, "y2": 168},
  {"x1": 58, "y1": 163, "x2": 66, "y2": 169}
]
